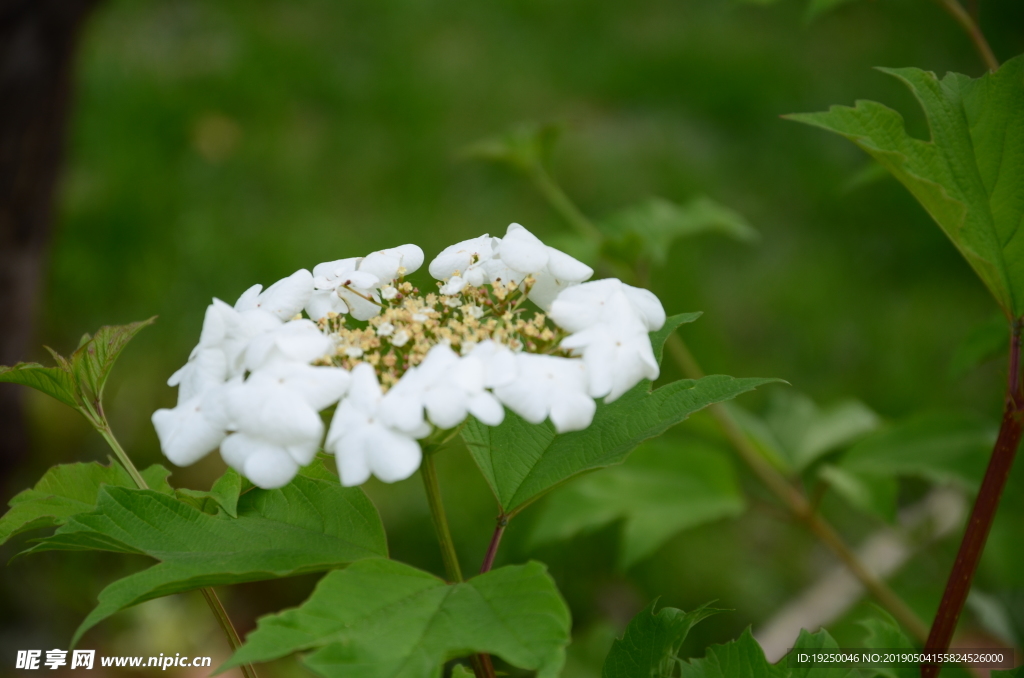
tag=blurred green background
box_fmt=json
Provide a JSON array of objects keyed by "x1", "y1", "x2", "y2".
[{"x1": 4, "y1": 0, "x2": 1024, "y2": 675}]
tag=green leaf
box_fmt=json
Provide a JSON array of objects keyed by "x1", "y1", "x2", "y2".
[
  {"x1": 174, "y1": 469, "x2": 244, "y2": 517},
  {"x1": 803, "y1": 0, "x2": 859, "y2": 22},
  {"x1": 948, "y1": 313, "x2": 1008, "y2": 380},
  {"x1": 788, "y1": 56, "x2": 1024, "y2": 318},
  {"x1": 226, "y1": 559, "x2": 571, "y2": 678},
  {"x1": 464, "y1": 122, "x2": 562, "y2": 173},
  {"x1": 785, "y1": 629, "x2": 856, "y2": 678},
  {"x1": 0, "y1": 362, "x2": 79, "y2": 409},
  {"x1": 859, "y1": 611, "x2": 915, "y2": 678},
  {"x1": 464, "y1": 370, "x2": 775, "y2": 516},
  {"x1": 0, "y1": 318, "x2": 155, "y2": 417},
  {"x1": 141, "y1": 464, "x2": 175, "y2": 494},
  {"x1": 0, "y1": 462, "x2": 170, "y2": 544},
  {"x1": 530, "y1": 440, "x2": 745, "y2": 568},
  {"x1": 841, "y1": 160, "x2": 892, "y2": 194},
  {"x1": 818, "y1": 465, "x2": 898, "y2": 523},
  {"x1": 679, "y1": 629, "x2": 787, "y2": 678},
  {"x1": 763, "y1": 392, "x2": 880, "y2": 473},
  {"x1": 602, "y1": 600, "x2": 720, "y2": 678},
  {"x1": 24, "y1": 475, "x2": 387, "y2": 645},
  {"x1": 463, "y1": 314, "x2": 778, "y2": 514},
  {"x1": 70, "y1": 317, "x2": 156, "y2": 405},
  {"x1": 600, "y1": 197, "x2": 757, "y2": 267},
  {"x1": 840, "y1": 413, "x2": 994, "y2": 491}
]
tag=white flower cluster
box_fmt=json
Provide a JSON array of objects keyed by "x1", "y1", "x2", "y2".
[{"x1": 152, "y1": 223, "x2": 665, "y2": 489}]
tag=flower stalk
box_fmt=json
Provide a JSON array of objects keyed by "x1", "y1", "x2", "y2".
[
  {"x1": 92, "y1": 417, "x2": 258, "y2": 678},
  {"x1": 921, "y1": 320, "x2": 1023, "y2": 677},
  {"x1": 420, "y1": 447, "x2": 498, "y2": 678},
  {"x1": 420, "y1": 448, "x2": 464, "y2": 583}
]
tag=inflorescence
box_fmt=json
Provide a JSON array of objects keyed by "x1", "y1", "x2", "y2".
[{"x1": 153, "y1": 223, "x2": 666, "y2": 489}]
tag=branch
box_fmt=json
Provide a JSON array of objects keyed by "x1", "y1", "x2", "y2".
[
  {"x1": 930, "y1": 0, "x2": 999, "y2": 72},
  {"x1": 922, "y1": 320, "x2": 1023, "y2": 677}
]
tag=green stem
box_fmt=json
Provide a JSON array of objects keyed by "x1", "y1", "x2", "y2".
[
  {"x1": 200, "y1": 588, "x2": 250, "y2": 661},
  {"x1": 528, "y1": 165, "x2": 604, "y2": 242},
  {"x1": 420, "y1": 450, "x2": 464, "y2": 583},
  {"x1": 92, "y1": 417, "x2": 258, "y2": 678},
  {"x1": 96, "y1": 424, "x2": 149, "y2": 490},
  {"x1": 666, "y1": 333, "x2": 930, "y2": 643},
  {"x1": 929, "y1": 0, "x2": 999, "y2": 72},
  {"x1": 420, "y1": 450, "x2": 496, "y2": 678},
  {"x1": 522, "y1": 161, "x2": 929, "y2": 643}
]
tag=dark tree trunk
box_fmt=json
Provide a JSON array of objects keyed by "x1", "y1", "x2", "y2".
[{"x1": 0, "y1": 0, "x2": 101, "y2": 481}]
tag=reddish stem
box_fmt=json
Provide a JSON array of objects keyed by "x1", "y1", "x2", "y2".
[
  {"x1": 480, "y1": 516, "x2": 508, "y2": 573},
  {"x1": 921, "y1": 321, "x2": 1023, "y2": 677},
  {"x1": 470, "y1": 516, "x2": 508, "y2": 678}
]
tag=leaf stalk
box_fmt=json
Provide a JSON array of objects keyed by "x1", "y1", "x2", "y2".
[{"x1": 480, "y1": 516, "x2": 508, "y2": 574}]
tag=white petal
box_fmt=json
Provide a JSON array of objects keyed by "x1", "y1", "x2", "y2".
[
  {"x1": 171, "y1": 348, "x2": 228, "y2": 403},
  {"x1": 347, "y1": 363, "x2": 384, "y2": 410},
  {"x1": 258, "y1": 270, "x2": 314, "y2": 320},
  {"x1": 526, "y1": 270, "x2": 573, "y2": 311},
  {"x1": 623, "y1": 284, "x2": 666, "y2": 331},
  {"x1": 287, "y1": 438, "x2": 320, "y2": 466},
  {"x1": 358, "y1": 251, "x2": 403, "y2": 283},
  {"x1": 391, "y1": 244, "x2": 425, "y2": 274},
  {"x1": 306, "y1": 289, "x2": 348, "y2": 320},
  {"x1": 338, "y1": 288, "x2": 383, "y2": 321},
  {"x1": 287, "y1": 365, "x2": 350, "y2": 410},
  {"x1": 545, "y1": 247, "x2": 593, "y2": 282},
  {"x1": 227, "y1": 380, "x2": 324, "y2": 446},
  {"x1": 312, "y1": 257, "x2": 359, "y2": 283},
  {"x1": 243, "y1": 445, "x2": 300, "y2": 489},
  {"x1": 379, "y1": 370, "x2": 427, "y2": 434},
  {"x1": 219, "y1": 432, "x2": 255, "y2": 471},
  {"x1": 493, "y1": 356, "x2": 550, "y2": 424},
  {"x1": 326, "y1": 397, "x2": 362, "y2": 449},
  {"x1": 428, "y1": 235, "x2": 495, "y2": 280},
  {"x1": 499, "y1": 223, "x2": 549, "y2": 273},
  {"x1": 464, "y1": 266, "x2": 487, "y2": 287},
  {"x1": 549, "y1": 392, "x2": 596, "y2": 433},
  {"x1": 480, "y1": 259, "x2": 524, "y2": 286},
  {"x1": 244, "y1": 320, "x2": 330, "y2": 371},
  {"x1": 197, "y1": 302, "x2": 232, "y2": 348},
  {"x1": 234, "y1": 284, "x2": 263, "y2": 311},
  {"x1": 470, "y1": 341, "x2": 517, "y2": 388},
  {"x1": 548, "y1": 278, "x2": 623, "y2": 332},
  {"x1": 366, "y1": 427, "x2": 422, "y2": 483},
  {"x1": 439, "y1": 276, "x2": 467, "y2": 295},
  {"x1": 467, "y1": 393, "x2": 505, "y2": 426},
  {"x1": 334, "y1": 431, "x2": 372, "y2": 487},
  {"x1": 152, "y1": 397, "x2": 227, "y2": 466},
  {"x1": 423, "y1": 386, "x2": 468, "y2": 429}
]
